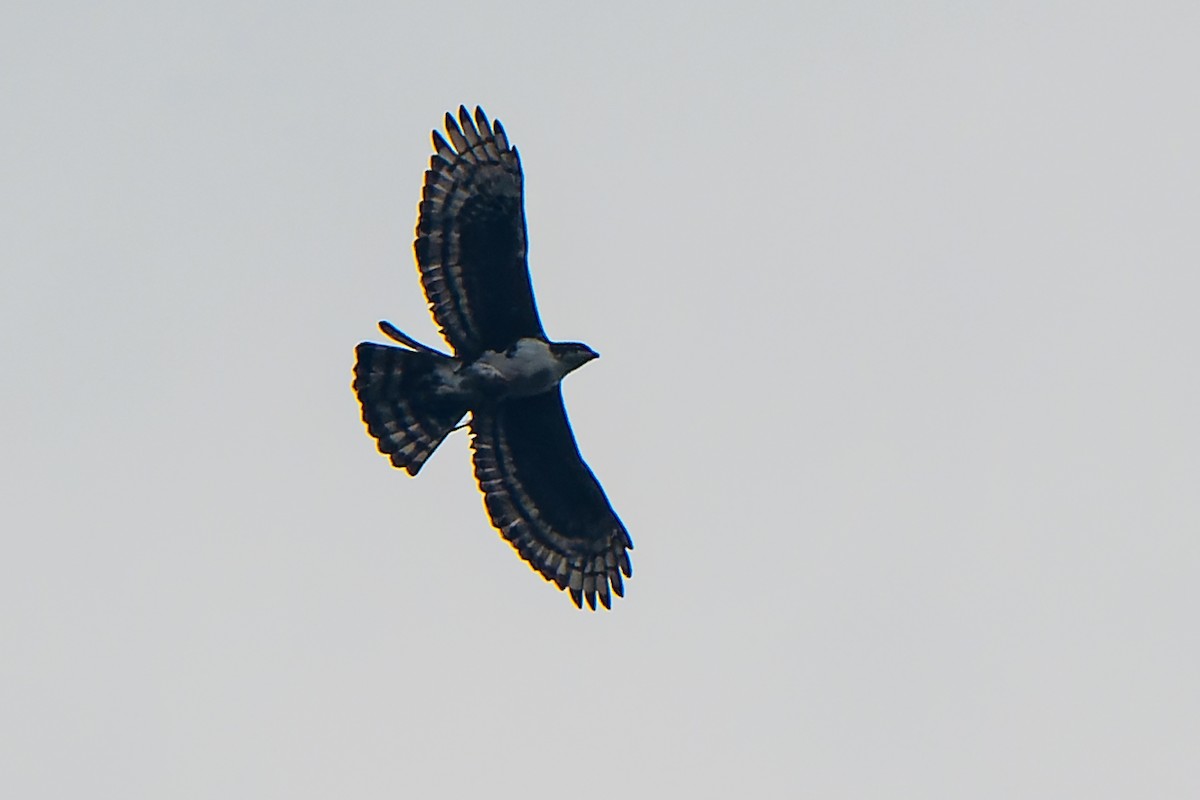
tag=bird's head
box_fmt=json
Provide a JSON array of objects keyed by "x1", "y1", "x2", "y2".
[{"x1": 550, "y1": 341, "x2": 599, "y2": 375}]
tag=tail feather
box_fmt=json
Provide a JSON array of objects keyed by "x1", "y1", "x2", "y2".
[{"x1": 353, "y1": 343, "x2": 467, "y2": 475}]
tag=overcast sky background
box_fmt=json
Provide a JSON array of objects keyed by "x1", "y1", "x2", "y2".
[{"x1": 3, "y1": 2, "x2": 1198, "y2": 797}]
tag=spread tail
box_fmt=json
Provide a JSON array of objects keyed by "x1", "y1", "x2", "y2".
[{"x1": 353, "y1": 342, "x2": 468, "y2": 475}]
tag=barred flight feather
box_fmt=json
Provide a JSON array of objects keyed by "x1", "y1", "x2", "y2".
[
  {"x1": 470, "y1": 390, "x2": 632, "y2": 611},
  {"x1": 353, "y1": 343, "x2": 466, "y2": 476},
  {"x1": 415, "y1": 105, "x2": 541, "y2": 358}
]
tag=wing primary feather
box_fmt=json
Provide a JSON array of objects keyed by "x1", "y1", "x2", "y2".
[
  {"x1": 598, "y1": 581, "x2": 612, "y2": 610},
  {"x1": 444, "y1": 111, "x2": 469, "y2": 153},
  {"x1": 568, "y1": 588, "x2": 583, "y2": 609},
  {"x1": 474, "y1": 106, "x2": 501, "y2": 159},
  {"x1": 493, "y1": 119, "x2": 510, "y2": 151},
  {"x1": 473, "y1": 106, "x2": 491, "y2": 137},
  {"x1": 431, "y1": 130, "x2": 453, "y2": 157},
  {"x1": 457, "y1": 105, "x2": 480, "y2": 147},
  {"x1": 582, "y1": 574, "x2": 596, "y2": 610}
]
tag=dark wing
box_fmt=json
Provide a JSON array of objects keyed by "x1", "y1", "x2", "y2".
[
  {"x1": 471, "y1": 388, "x2": 633, "y2": 610},
  {"x1": 415, "y1": 106, "x2": 543, "y2": 360}
]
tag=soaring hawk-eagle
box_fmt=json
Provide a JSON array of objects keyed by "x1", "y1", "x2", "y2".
[{"x1": 353, "y1": 106, "x2": 632, "y2": 610}]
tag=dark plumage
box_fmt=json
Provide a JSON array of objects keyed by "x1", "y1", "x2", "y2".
[{"x1": 353, "y1": 106, "x2": 632, "y2": 610}]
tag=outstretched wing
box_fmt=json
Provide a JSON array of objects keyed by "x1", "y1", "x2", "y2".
[
  {"x1": 415, "y1": 106, "x2": 543, "y2": 359},
  {"x1": 470, "y1": 389, "x2": 633, "y2": 610}
]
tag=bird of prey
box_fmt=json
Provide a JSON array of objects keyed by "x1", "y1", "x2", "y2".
[{"x1": 353, "y1": 106, "x2": 632, "y2": 610}]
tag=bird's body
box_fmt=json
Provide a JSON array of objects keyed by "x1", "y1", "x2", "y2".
[
  {"x1": 353, "y1": 106, "x2": 632, "y2": 610},
  {"x1": 434, "y1": 337, "x2": 596, "y2": 403}
]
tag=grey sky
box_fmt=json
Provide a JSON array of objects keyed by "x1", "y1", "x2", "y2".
[{"x1": 3, "y1": 2, "x2": 1198, "y2": 797}]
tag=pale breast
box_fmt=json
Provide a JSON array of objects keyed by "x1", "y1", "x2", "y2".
[{"x1": 474, "y1": 338, "x2": 565, "y2": 398}]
